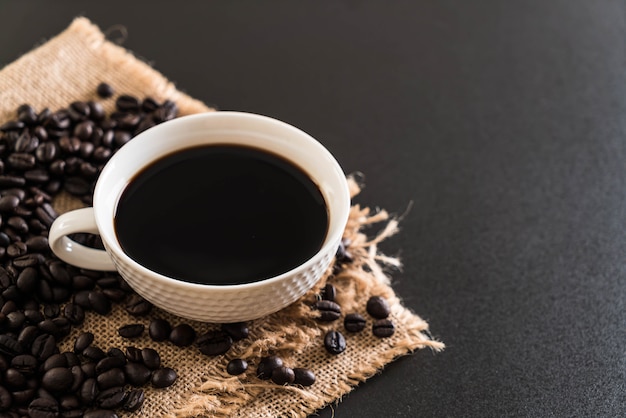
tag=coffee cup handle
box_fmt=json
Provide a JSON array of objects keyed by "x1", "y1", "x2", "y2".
[{"x1": 48, "y1": 207, "x2": 118, "y2": 271}]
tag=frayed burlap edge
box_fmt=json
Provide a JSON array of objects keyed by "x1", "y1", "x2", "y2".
[
  {"x1": 167, "y1": 178, "x2": 444, "y2": 418},
  {"x1": 0, "y1": 17, "x2": 444, "y2": 418}
]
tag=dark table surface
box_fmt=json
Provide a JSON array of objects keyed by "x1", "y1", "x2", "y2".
[{"x1": 1, "y1": 1, "x2": 624, "y2": 417}]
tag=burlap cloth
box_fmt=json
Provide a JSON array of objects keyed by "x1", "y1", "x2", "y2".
[{"x1": 0, "y1": 18, "x2": 444, "y2": 418}]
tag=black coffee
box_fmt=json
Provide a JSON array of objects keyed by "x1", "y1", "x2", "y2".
[{"x1": 114, "y1": 144, "x2": 328, "y2": 285}]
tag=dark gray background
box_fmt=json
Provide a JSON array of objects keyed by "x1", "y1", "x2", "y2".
[{"x1": 1, "y1": 1, "x2": 624, "y2": 417}]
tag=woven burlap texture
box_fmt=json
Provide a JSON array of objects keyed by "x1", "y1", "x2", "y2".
[{"x1": 0, "y1": 17, "x2": 444, "y2": 417}]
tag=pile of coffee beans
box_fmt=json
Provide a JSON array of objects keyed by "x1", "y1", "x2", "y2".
[{"x1": 0, "y1": 84, "x2": 179, "y2": 417}]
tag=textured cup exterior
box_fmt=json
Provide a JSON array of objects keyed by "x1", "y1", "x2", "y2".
[{"x1": 107, "y1": 236, "x2": 337, "y2": 323}]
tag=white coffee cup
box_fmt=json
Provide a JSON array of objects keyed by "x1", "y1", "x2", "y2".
[{"x1": 48, "y1": 112, "x2": 350, "y2": 323}]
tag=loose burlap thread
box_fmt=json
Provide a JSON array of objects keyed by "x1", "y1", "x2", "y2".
[{"x1": 0, "y1": 18, "x2": 444, "y2": 417}]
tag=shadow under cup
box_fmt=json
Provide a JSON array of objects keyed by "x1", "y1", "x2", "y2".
[{"x1": 58, "y1": 112, "x2": 351, "y2": 322}]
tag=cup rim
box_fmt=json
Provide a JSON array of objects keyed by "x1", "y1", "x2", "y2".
[{"x1": 93, "y1": 111, "x2": 350, "y2": 291}]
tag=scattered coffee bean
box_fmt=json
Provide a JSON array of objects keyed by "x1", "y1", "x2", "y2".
[
  {"x1": 293, "y1": 367, "x2": 316, "y2": 386},
  {"x1": 124, "y1": 347, "x2": 142, "y2": 363},
  {"x1": 118, "y1": 324, "x2": 145, "y2": 339},
  {"x1": 366, "y1": 296, "x2": 391, "y2": 319},
  {"x1": 74, "y1": 332, "x2": 94, "y2": 353},
  {"x1": 96, "y1": 368, "x2": 125, "y2": 390},
  {"x1": 140, "y1": 348, "x2": 160, "y2": 370},
  {"x1": 271, "y1": 366, "x2": 295, "y2": 385},
  {"x1": 88, "y1": 291, "x2": 111, "y2": 315},
  {"x1": 123, "y1": 362, "x2": 151, "y2": 386},
  {"x1": 97, "y1": 386, "x2": 127, "y2": 409},
  {"x1": 124, "y1": 388, "x2": 145, "y2": 412},
  {"x1": 168, "y1": 323, "x2": 196, "y2": 347},
  {"x1": 321, "y1": 283, "x2": 336, "y2": 301},
  {"x1": 221, "y1": 322, "x2": 249, "y2": 341},
  {"x1": 324, "y1": 330, "x2": 346, "y2": 355},
  {"x1": 344, "y1": 313, "x2": 366, "y2": 332},
  {"x1": 197, "y1": 331, "x2": 233, "y2": 356},
  {"x1": 256, "y1": 355, "x2": 283, "y2": 380},
  {"x1": 314, "y1": 300, "x2": 341, "y2": 321},
  {"x1": 95, "y1": 356, "x2": 126, "y2": 374},
  {"x1": 226, "y1": 358, "x2": 248, "y2": 375},
  {"x1": 148, "y1": 318, "x2": 171, "y2": 342},
  {"x1": 151, "y1": 367, "x2": 177, "y2": 388},
  {"x1": 96, "y1": 83, "x2": 115, "y2": 98},
  {"x1": 124, "y1": 294, "x2": 152, "y2": 316},
  {"x1": 372, "y1": 319, "x2": 395, "y2": 338},
  {"x1": 83, "y1": 409, "x2": 119, "y2": 418}
]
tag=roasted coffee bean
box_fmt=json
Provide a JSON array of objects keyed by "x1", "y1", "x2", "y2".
[
  {"x1": 256, "y1": 355, "x2": 283, "y2": 380},
  {"x1": 43, "y1": 304, "x2": 60, "y2": 318},
  {"x1": 68, "y1": 101, "x2": 90, "y2": 120},
  {"x1": 0, "y1": 385, "x2": 11, "y2": 410},
  {"x1": 59, "y1": 393, "x2": 80, "y2": 410},
  {"x1": 3, "y1": 285, "x2": 22, "y2": 302},
  {"x1": 15, "y1": 132, "x2": 38, "y2": 153},
  {"x1": 0, "y1": 120, "x2": 24, "y2": 131},
  {"x1": 89, "y1": 101, "x2": 105, "y2": 121},
  {"x1": 74, "y1": 121, "x2": 94, "y2": 141},
  {"x1": 6, "y1": 311, "x2": 25, "y2": 329},
  {"x1": 84, "y1": 409, "x2": 119, "y2": 418},
  {"x1": 11, "y1": 354, "x2": 38, "y2": 377},
  {"x1": 106, "y1": 348, "x2": 126, "y2": 362},
  {"x1": 67, "y1": 366, "x2": 84, "y2": 393},
  {"x1": 97, "y1": 386, "x2": 127, "y2": 409},
  {"x1": 221, "y1": 322, "x2": 249, "y2": 341},
  {"x1": 314, "y1": 300, "x2": 341, "y2": 322},
  {"x1": 336, "y1": 239, "x2": 353, "y2": 263},
  {"x1": 88, "y1": 291, "x2": 111, "y2": 315},
  {"x1": 71, "y1": 275, "x2": 95, "y2": 290},
  {"x1": 81, "y1": 362, "x2": 96, "y2": 378},
  {"x1": 35, "y1": 142, "x2": 58, "y2": 164},
  {"x1": 271, "y1": 366, "x2": 295, "y2": 385},
  {"x1": 168, "y1": 323, "x2": 195, "y2": 346},
  {"x1": 321, "y1": 283, "x2": 336, "y2": 302},
  {"x1": 101, "y1": 288, "x2": 126, "y2": 303},
  {"x1": 226, "y1": 358, "x2": 248, "y2": 376},
  {"x1": 52, "y1": 317, "x2": 71, "y2": 338},
  {"x1": 0, "y1": 334, "x2": 23, "y2": 356},
  {"x1": 95, "y1": 276, "x2": 119, "y2": 288},
  {"x1": 115, "y1": 95, "x2": 140, "y2": 112},
  {"x1": 124, "y1": 347, "x2": 142, "y2": 364},
  {"x1": 64, "y1": 352, "x2": 81, "y2": 368},
  {"x1": 63, "y1": 176, "x2": 90, "y2": 196},
  {"x1": 366, "y1": 296, "x2": 391, "y2": 319},
  {"x1": 92, "y1": 146, "x2": 112, "y2": 162},
  {"x1": 0, "y1": 175, "x2": 26, "y2": 188},
  {"x1": 24, "y1": 169, "x2": 50, "y2": 184},
  {"x1": 151, "y1": 367, "x2": 177, "y2": 388},
  {"x1": 7, "y1": 216, "x2": 28, "y2": 233},
  {"x1": 113, "y1": 130, "x2": 132, "y2": 148},
  {"x1": 96, "y1": 82, "x2": 114, "y2": 98},
  {"x1": 372, "y1": 319, "x2": 395, "y2": 338},
  {"x1": 17, "y1": 325, "x2": 39, "y2": 347},
  {"x1": 344, "y1": 313, "x2": 366, "y2": 333},
  {"x1": 14, "y1": 253, "x2": 44, "y2": 269},
  {"x1": 31, "y1": 334, "x2": 56, "y2": 361},
  {"x1": 116, "y1": 114, "x2": 140, "y2": 130},
  {"x1": 148, "y1": 318, "x2": 171, "y2": 342},
  {"x1": 324, "y1": 330, "x2": 346, "y2": 355},
  {"x1": 96, "y1": 368, "x2": 125, "y2": 390},
  {"x1": 124, "y1": 388, "x2": 145, "y2": 412},
  {"x1": 16, "y1": 267, "x2": 38, "y2": 293},
  {"x1": 24, "y1": 236, "x2": 48, "y2": 252},
  {"x1": 293, "y1": 368, "x2": 316, "y2": 386},
  {"x1": 74, "y1": 332, "x2": 94, "y2": 353},
  {"x1": 140, "y1": 348, "x2": 160, "y2": 370},
  {"x1": 8, "y1": 153, "x2": 36, "y2": 170},
  {"x1": 82, "y1": 346, "x2": 106, "y2": 363},
  {"x1": 79, "y1": 377, "x2": 98, "y2": 404},
  {"x1": 5, "y1": 367, "x2": 27, "y2": 390},
  {"x1": 63, "y1": 303, "x2": 85, "y2": 325},
  {"x1": 72, "y1": 290, "x2": 92, "y2": 310},
  {"x1": 7, "y1": 242, "x2": 27, "y2": 258},
  {"x1": 95, "y1": 356, "x2": 126, "y2": 375},
  {"x1": 42, "y1": 367, "x2": 74, "y2": 392},
  {"x1": 197, "y1": 331, "x2": 233, "y2": 356},
  {"x1": 28, "y1": 397, "x2": 59, "y2": 418},
  {"x1": 124, "y1": 294, "x2": 151, "y2": 316},
  {"x1": 118, "y1": 324, "x2": 144, "y2": 339},
  {"x1": 0, "y1": 195, "x2": 20, "y2": 212},
  {"x1": 123, "y1": 362, "x2": 151, "y2": 386},
  {"x1": 35, "y1": 206, "x2": 55, "y2": 227},
  {"x1": 12, "y1": 387, "x2": 35, "y2": 406},
  {"x1": 43, "y1": 353, "x2": 67, "y2": 371},
  {"x1": 49, "y1": 263, "x2": 70, "y2": 287}
]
